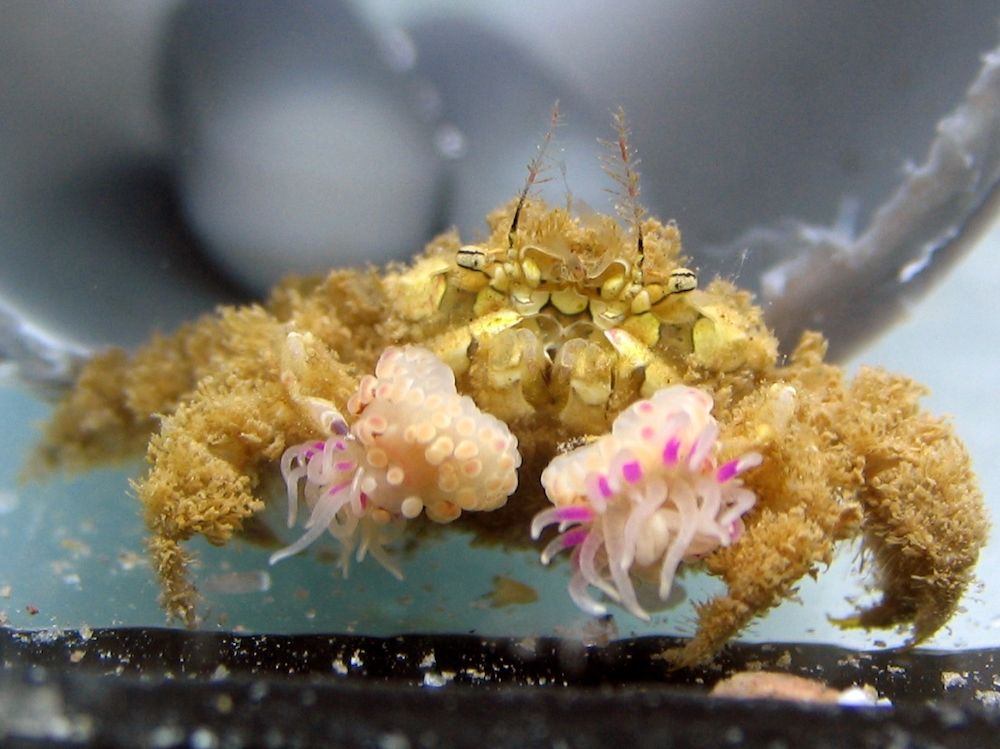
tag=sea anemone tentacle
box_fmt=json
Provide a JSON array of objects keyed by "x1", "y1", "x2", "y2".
[
  {"x1": 534, "y1": 384, "x2": 761, "y2": 619},
  {"x1": 271, "y1": 344, "x2": 521, "y2": 577}
]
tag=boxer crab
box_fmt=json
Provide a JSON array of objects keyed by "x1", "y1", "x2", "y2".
[{"x1": 35, "y1": 110, "x2": 986, "y2": 667}]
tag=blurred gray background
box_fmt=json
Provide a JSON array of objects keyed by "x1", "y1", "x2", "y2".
[
  {"x1": 0, "y1": 1, "x2": 998, "y2": 648},
  {"x1": 2, "y1": 0, "x2": 997, "y2": 349}
]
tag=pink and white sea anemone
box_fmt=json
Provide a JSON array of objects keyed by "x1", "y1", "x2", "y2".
[
  {"x1": 270, "y1": 345, "x2": 521, "y2": 577},
  {"x1": 531, "y1": 385, "x2": 761, "y2": 620}
]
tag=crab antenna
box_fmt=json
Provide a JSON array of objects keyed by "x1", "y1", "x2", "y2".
[
  {"x1": 599, "y1": 107, "x2": 646, "y2": 263},
  {"x1": 509, "y1": 100, "x2": 563, "y2": 247}
]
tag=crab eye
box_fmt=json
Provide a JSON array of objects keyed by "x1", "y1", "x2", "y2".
[
  {"x1": 667, "y1": 267, "x2": 697, "y2": 294},
  {"x1": 456, "y1": 245, "x2": 490, "y2": 271}
]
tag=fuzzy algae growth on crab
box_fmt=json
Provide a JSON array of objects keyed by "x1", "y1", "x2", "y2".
[{"x1": 34, "y1": 192, "x2": 987, "y2": 666}]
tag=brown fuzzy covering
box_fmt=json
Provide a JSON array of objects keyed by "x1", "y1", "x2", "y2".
[{"x1": 33, "y1": 200, "x2": 987, "y2": 663}]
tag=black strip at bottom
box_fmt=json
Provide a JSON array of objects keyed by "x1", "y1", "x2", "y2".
[{"x1": 2, "y1": 627, "x2": 999, "y2": 747}]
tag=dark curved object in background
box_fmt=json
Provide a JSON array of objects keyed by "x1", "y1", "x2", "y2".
[{"x1": 2, "y1": 1, "x2": 999, "y2": 386}]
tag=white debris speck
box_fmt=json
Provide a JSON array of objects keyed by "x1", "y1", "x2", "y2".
[
  {"x1": 190, "y1": 727, "x2": 218, "y2": 749},
  {"x1": 975, "y1": 690, "x2": 1000, "y2": 708},
  {"x1": 836, "y1": 684, "x2": 890, "y2": 707},
  {"x1": 462, "y1": 667, "x2": 487, "y2": 682},
  {"x1": 0, "y1": 490, "x2": 20, "y2": 515},
  {"x1": 553, "y1": 614, "x2": 619, "y2": 647},
  {"x1": 378, "y1": 731, "x2": 411, "y2": 749},
  {"x1": 422, "y1": 671, "x2": 454, "y2": 688},
  {"x1": 514, "y1": 637, "x2": 538, "y2": 655},
  {"x1": 202, "y1": 570, "x2": 271, "y2": 595},
  {"x1": 149, "y1": 725, "x2": 185, "y2": 748},
  {"x1": 214, "y1": 694, "x2": 234, "y2": 715},
  {"x1": 332, "y1": 658, "x2": 348, "y2": 675},
  {"x1": 59, "y1": 538, "x2": 90, "y2": 557},
  {"x1": 837, "y1": 687, "x2": 873, "y2": 707},
  {"x1": 117, "y1": 550, "x2": 147, "y2": 571},
  {"x1": 419, "y1": 652, "x2": 436, "y2": 669},
  {"x1": 942, "y1": 672, "x2": 969, "y2": 690}
]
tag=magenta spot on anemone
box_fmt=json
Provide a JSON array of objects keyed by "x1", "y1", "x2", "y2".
[
  {"x1": 639, "y1": 401, "x2": 653, "y2": 414},
  {"x1": 556, "y1": 505, "x2": 594, "y2": 523},
  {"x1": 561, "y1": 528, "x2": 589, "y2": 549},
  {"x1": 622, "y1": 460, "x2": 642, "y2": 484},
  {"x1": 662, "y1": 438, "x2": 681, "y2": 465},
  {"x1": 597, "y1": 475, "x2": 613, "y2": 498},
  {"x1": 641, "y1": 426, "x2": 655, "y2": 441},
  {"x1": 333, "y1": 440, "x2": 347, "y2": 452},
  {"x1": 729, "y1": 518, "x2": 745, "y2": 542},
  {"x1": 359, "y1": 493, "x2": 369, "y2": 509},
  {"x1": 716, "y1": 460, "x2": 740, "y2": 483},
  {"x1": 326, "y1": 480, "x2": 351, "y2": 497},
  {"x1": 313, "y1": 441, "x2": 325, "y2": 451},
  {"x1": 335, "y1": 461, "x2": 355, "y2": 473}
]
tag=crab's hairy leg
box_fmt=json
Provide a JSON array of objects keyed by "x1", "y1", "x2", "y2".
[
  {"x1": 279, "y1": 268, "x2": 397, "y2": 369},
  {"x1": 138, "y1": 311, "x2": 358, "y2": 626},
  {"x1": 664, "y1": 507, "x2": 838, "y2": 668},
  {"x1": 141, "y1": 414, "x2": 263, "y2": 624},
  {"x1": 28, "y1": 316, "x2": 231, "y2": 473},
  {"x1": 660, "y1": 374, "x2": 864, "y2": 668},
  {"x1": 837, "y1": 368, "x2": 987, "y2": 643},
  {"x1": 33, "y1": 269, "x2": 387, "y2": 477},
  {"x1": 138, "y1": 377, "x2": 281, "y2": 625},
  {"x1": 29, "y1": 348, "x2": 153, "y2": 473}
]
